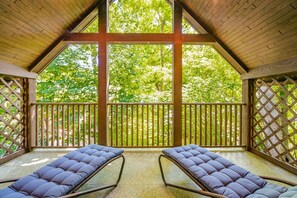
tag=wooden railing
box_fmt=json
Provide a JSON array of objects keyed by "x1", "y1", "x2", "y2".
[
  {"x1": 182, "y1": 103, "x2": 244, "y2": 147},
  {"x1": 108, "y1": 103, "x2": 173, "y2": 147},
  {"x1": 32, "y1": 102, "x2": 245, "y2": 148},
  {"x1": 33, "y1": 103, "x2": 98, "y2": 147}
]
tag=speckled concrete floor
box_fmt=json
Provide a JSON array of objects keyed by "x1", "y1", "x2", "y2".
[{"x1": 0, "y1": 148, "x2": 296, "y2": 198}]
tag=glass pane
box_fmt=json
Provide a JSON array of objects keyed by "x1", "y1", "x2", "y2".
[
  {"x1": 182, "y1": 45, "x2": 242, "y2": 102},
  {"x1": 37, "y1": 44, "x2": 98, "y2": 102},
  {"x1": 109, "y1": 0, "x2": 172, "y2": 33},
  {"x1": 108, "y1": 44, "x2": 172, "y2": 102},
  {"x1": 182, "y1": 18, "x2": 199, "y2": 34},
  {"x1": 82, "y1": 17, "x2": 98, "y2": 33}
]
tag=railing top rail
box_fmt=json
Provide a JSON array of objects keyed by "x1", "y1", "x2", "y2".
[
  {"x1": 183, "y1": 102, "x2": 247, "y2": 105},
  {"x1": 107, "y1": 102, "x2": 173, "y2": 105},
  {"x1": 32, "y1": 102, "x2": 246, "y2": 105},
  {"x1": 32, "y1": 102, "x2": 98, "y2": 105}
]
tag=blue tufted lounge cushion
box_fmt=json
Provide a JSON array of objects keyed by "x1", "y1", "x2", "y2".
[
  {"x1": 0, "y1": 144, "x2": 123, "y2": 198},
  {"x1": 163, "y1": 144, "x2": 287, "y2": 198}
]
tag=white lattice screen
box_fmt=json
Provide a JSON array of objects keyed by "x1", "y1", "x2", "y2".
[
  {"x1": 0, "y1": 75, "x2": 27, "y2": 162},
  {"x1": 251, "y1": 74, "x2": 297, "y2": 169}
]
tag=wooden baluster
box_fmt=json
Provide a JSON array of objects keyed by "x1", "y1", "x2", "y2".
[
  {"x1": 157, "y1": 104, "x2": 160, "y2": 146},
  {"x1": 126, "y1": 104, "x2": 128, "y2": 146},
  {"x1": 152, "y1": 104, "x2": 154, "y2": 147},
  {"x1": 229, "y1": 105, "x2": 232, "y2": 146},
  {"x1": 190, "y1": 105, "x2": 192, "y2": 144},
  {"x1": 83, "y1": 105, "x2": 86, "y2": 146},
  {"x1": 67, "y1": 105, "x2": 70, "y2": 146},
  {"x1": 88, "y1": 104, "x2": 91, "y2": 145},
  {"x1": 199, "y1": 104, "x2": 202, "y2": 146},
  {"x1": 195, "y1": 104, "x2": 197, "y2": 145},
  {"x1": 94, "y1": 104, "x2": 97, "y2": 144},
  {"x1": 204, "y1": 105, "x2": 207, "y2": 146},
  {"x1": 210, "y1": 104, "x2": 212, "y2": 146},
  {"x1": 162, "y1": 104, "x2": 165, "y2": 146},
  {"x1": 62, "y1": 105, "x2": 65, "y2": 147},
  {"x1": 224, "y1": 105, "x2": 227, "y2": 146},
  {"x1": 142, "y1": 104, "x2": 144, "y2": 146},
  {"x1": 146, "y1": 105, "x2": 149, "y2": 146},
  {"x1": 220, "y1": 104, "x2": 222, "y2": 146},
  {"x1": 184, "y1": 104, "x2": 187, "y2": 145},
  {"x1": 131, "y1": 104, "x2": 134, "y2": 146},
  {"x1": 239, "y1": 104, "x2": 243, "y2": 146},
  {"x1": 136, "y1": 104, "x2": 139, "y2": 146},
  {"x1": 46, "y1": 105, "x2": 49, "y2": 146},
  {"x1": 215, "y1": 104, "x2": 217, "y2": 146},
  {"x1": 78, "y1": 105, "x2": 80, "y2": 146},
  {"x1": 41, "y1": 105, "x2": 44, "y2": 146},
  {"x1": 167, "y1": 105, "x2": 169, "y2": 146},
  {"x1": 235, "y1": 105, "x2": 238, "y2": 146},
  {"x1": 115, "y1": 104, "x2": 118, "y2": 147},
  {"x1": 51, "y1": 105, "x2": 54, "y2": 146},
  {"x1": 36, "y1": 105, "x2": 39, "y2": 146},
  {"x1": 110, "y1": 104, "x2": 113, "y2": 146},
  {"x1": 121, "y1": 104, "x2": 123, "y2": 147},
  {"x1": 72, "y1": 104, "x2": 75, "y2": 146}
]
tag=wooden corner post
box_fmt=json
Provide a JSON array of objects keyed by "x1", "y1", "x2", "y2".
[
  {"x1": 173, "y1": 1, "x2": 183, "y2": 146},
  {"x1": 27, "y1": 78, "x2": 36, "y2": 151},
  {"x1": 242, "y1": 79, "x2": 251, "y2": 150},
  {"x1": 98, "y1": 0, "x2": 108, "y2": 145}
]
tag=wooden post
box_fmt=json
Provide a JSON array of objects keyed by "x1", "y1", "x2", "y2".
[
  {"x1": 242, "y1": 79, "x2": 251, "y2": 150},
  {"x1": 173, "y1": 2, "x2": 183, "y2": 146},
  {"x1": 98, "y1": 0, "x2": 108, "y2": 145},
  {"x1": 27, "y1": 78, "x2": 36, "y2": 151}
]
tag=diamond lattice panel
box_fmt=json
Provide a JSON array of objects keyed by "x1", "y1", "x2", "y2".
[
  {"x1": 0, "y1": 75, "x2": 26, "y2": 158},
  {"x1": 251, "y1": 75, "x2": 297, "y2": 168}
]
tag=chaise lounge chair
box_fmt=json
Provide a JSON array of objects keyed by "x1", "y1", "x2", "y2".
[
  {"x1": 159, "y1": 144, "x2": 296, "y2": 198},
  {"x1": 0, "y1": 144, "x2": 125, "y2": 198}
]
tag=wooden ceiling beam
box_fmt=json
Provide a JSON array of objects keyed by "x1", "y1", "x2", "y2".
[
  {"x1": 107, "y1": 33, "x2": 174, "y2": 43},
  {"x1": 64, "y1": 32, "x2": 214, "y2": 44},
  {"x1": 175, "y1": 0, "x2": 249, "y2": 74},
  {"x1": 183, "y1": 34, "x2": 215, "y2": 44},
  {"x1": 241, "y1": 57, "x2": 297, "y2": 80},
  {"x1": 64, "y1": 33, "x2": 98, "y2": 43},
  {"x1": 0, "y1": 61, "x2": 38, "y2": 79}
]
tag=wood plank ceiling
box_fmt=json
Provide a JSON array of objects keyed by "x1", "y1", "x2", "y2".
[
  {"x1": 0, "y1": 0, "x2": 96, "y2": 68},
  {"x1": 0, "y1": 0, "x2": 297, "y2": 71}
]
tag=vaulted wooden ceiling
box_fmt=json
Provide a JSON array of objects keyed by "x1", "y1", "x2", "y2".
[{"x1": 0, "y1": 0, "x2": 297, "y2": 76}]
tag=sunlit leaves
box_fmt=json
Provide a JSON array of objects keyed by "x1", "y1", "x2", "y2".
[
  {"x1": 109, "y1": 0, "x2": 172, "y2": 33},
  {"x1": 109, "y1": 44, "x2": 172, "y2": 102},
  {"x1": 37, "y1": 45, "x2": 98, "y2": 102},
  {"x1": 182, "y1": 45, "x2": 241, "y2": 102}
]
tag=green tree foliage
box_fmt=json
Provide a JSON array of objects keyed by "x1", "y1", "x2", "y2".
[
  {"x1": 109, "y1": 44, "x2": 172, "y2": 102},
  {"x1": 109, "y1": 0, "x2": 172, "y2": 33},
  {"x1": 183, "y1": 45, "x2": 241, "y2": 102},
  {"x1": 37, "y1": 45, "x2": 98, "y2": 102}
]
